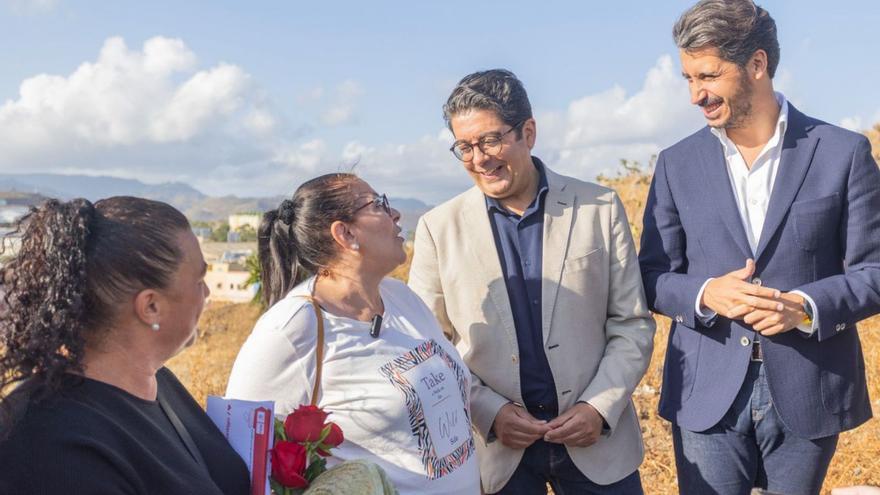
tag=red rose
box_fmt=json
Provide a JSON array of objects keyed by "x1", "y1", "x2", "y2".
[
  {"x1": 317, "y1": 422, "x2": 344, "y2": 457},
  {"x1": 285, "y1": 405, "x2": 330, "y2": 443},
  {"x1": 271, "y1": 441, "x2": 309, "y2": 488}
]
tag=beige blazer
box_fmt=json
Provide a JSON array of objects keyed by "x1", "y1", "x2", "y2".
[{"x1": 408, "y1": 166, "x2": 655, "y2": 492}]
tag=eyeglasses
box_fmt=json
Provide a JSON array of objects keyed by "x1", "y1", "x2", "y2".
[
  {"x1": 449, "y1": 120, "x2": 525, "y2": 162},
  {"x1": 354, "y1": 193, "x2": 392, "y2": 216}
]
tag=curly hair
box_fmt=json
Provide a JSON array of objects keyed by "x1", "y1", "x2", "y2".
[{"x1": 0, "y1": 196, "x2": 190, "y2": 433}]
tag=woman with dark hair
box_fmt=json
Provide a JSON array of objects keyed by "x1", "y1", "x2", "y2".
[
  {"x1": 0, "y1": 197, "x2": 249, "y2": 495},
  {"x1": 226, "y1": 174, "x2": 480, "y2": 494}
]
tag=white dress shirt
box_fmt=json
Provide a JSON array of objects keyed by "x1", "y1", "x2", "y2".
[{"x1": 695, "y1": 93, "x2": 818, "y2": 335}]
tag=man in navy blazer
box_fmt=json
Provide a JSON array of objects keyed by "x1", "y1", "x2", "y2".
[{"x1": 639, "y1": 1, "x2": 880, "y2": 494}]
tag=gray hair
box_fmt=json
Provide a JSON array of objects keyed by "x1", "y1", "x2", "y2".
[
  {"x1": 673, "y1": 0, "x2": 780, "y2": 78},
  {"x1": 442, "y1": 69, "x2": 532, "y2": 134}
]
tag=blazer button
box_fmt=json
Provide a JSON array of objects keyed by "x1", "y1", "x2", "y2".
[
  {"x1": 740, "y1": 336, "x2": 751, "y2": 346},
  {"x1": 511, "y1": 355, "x2": 518, "y2": 363},
  {"x1": 751, "y1": 277, "x2": 763, "y2": 286},
  {"x1": 675, "y1": 315, "x2": 684, "y2": 323}
]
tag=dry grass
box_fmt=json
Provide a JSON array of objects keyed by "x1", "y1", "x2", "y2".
[
  {"x1": 168, "y1": 165, "x2": 880, "y2": 494},
  {"x1": 167, "y1": 304, "x2": 879, "y2": 494}
]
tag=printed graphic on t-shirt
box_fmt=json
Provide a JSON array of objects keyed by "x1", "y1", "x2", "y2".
[{"x1": 379, "y1": 339, "x2": 474, "y2": 479}]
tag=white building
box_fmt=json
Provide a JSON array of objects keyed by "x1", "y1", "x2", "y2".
[
  {"x1": 205, "y1": 261, "x2": 257, "y2": 303},
  {"x1": 228, "y1": 213, "x2": 261, "y2": 233},
  {"x1": 0, "y1": 206, "x2": 29, "y2": 225},
  {"x1": 200, "y1": 243, "x2": 258, "y2": 303}
]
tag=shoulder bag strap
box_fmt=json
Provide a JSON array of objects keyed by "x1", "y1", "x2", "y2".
[
  {"x1": 157, "y1": 385, "x2": 210, "y2": 471},
  {"x1": 304, "y1": 296, "x2": 325, "y2": 407}
]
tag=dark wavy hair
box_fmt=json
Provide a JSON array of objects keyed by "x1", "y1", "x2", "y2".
[
  {"x1": 259, "y1": 173, "x2": 361, "y2": 307},
  {"x1": 0, "y1": 196, "x2": 190, "y2": 433},
  {"x1": 442, "y1": 69, "x2": 533, "y2": 138},
  {"x1": 673, "y1": 0, "x2": 780, "y2": 78}
]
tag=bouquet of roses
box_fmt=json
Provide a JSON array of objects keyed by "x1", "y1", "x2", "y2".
[{"x1": 270, "y1": 404, "x2": 344, "y2": 495}]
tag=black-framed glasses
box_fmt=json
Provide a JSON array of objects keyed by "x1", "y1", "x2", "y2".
[
  {"x1": 449, "y1": 120, "x2": 525, "y2": 162},
  {"x1": 354, "y1": 193, "x2": 392, "y2": 216}
]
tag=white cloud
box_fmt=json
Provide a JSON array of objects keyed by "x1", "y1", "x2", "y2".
[
  {"x1": 0, "y1": 36, "x2": 277, "y2": 178},
  {"x1": 839, "y1": 108, "x2": 880, "y2": 132},
  {"x1": 537, "y1": 55, "x2": 703, "y2": 182},
  {"x1": 297, "y1": 86, "x2": 324, "y2": 105},
  {"x1": 839, "y1": 116, "x2": 863, "y2": 132},
  {"x1": 0, "y1": 45, "x2": 713, "y2": 205},
  {"x1": 320, "y1": 80, "x2": 363, "y2": 127}
]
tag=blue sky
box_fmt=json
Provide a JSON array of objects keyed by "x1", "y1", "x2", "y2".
[{"x1": 1, "y1": 0, "x2": 878, "y2": 203}]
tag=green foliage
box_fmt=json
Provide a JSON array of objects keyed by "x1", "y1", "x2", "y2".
[
  {"x1": 211, "y1": 223, "x2": 230, "y2": 242},
  {"x1": 190, "y1": 220, "x2": 213, "y2": 229},
  {"x1": 236, "y1": 224, "x2": 258, "y2": 242},
  {"x1": 244, "y1": 252, "x2": 264, "y2": 308}
]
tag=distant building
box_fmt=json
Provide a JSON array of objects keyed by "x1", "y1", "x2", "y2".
[
  {"x1": 228, "y1": 213, "x2": 261, "y2": 233},
  {"x1": 205, "y1": 259, "x2": 257, "y2": 303},
  {"x1": 226, "y1": 230, "x2": 241, "y2": 243},
  {"x1": 220, "y1": 250, "x2": 251, "y2": 264},
  {"x1": 192, "y1": 226, "x2": 212, "y2": 241},
  {"x1": 200, "y1": 244, "x2": 257, "y2": 303},
  {"x1": 0, "y1": 206, "x2": 29, "y2": 226}
]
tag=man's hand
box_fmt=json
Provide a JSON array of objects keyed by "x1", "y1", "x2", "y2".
[
  {"x1": 743, "y1": 292, "x2": 808, "y2": 336},
  {"x1": 492, "y1": 403, "x2": 551, "y2": 449},
  {"x1": 543, "y1": 402, "x2": 604, "y2": 448},
  {"x1": 701, "y1": 259, "x2": 782, "y2": 319}
]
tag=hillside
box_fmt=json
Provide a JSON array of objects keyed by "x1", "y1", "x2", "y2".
[{"x1": 0, "y1": 173, "x2": 431, "y2": 230}]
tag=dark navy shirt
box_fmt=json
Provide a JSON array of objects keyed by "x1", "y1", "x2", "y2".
[{"x1": 486, "y1": 159, "x2": 558, "y2": 414}]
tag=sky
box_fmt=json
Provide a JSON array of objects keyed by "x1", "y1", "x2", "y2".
[{"x1": 1, "y1": 0, "x2": 878, "y2": 204}]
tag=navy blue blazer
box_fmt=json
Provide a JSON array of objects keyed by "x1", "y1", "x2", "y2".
[{"x1": 639, "y1": 105, "x2": 880, "y2": 439}]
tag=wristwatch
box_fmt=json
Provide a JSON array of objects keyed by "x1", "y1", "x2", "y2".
[{"x1": 802, "y1": 299, "x2": 814, "y2": 326}]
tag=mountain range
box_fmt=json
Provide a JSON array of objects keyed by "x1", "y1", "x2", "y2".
[{"x1": 0, "y1": 174, "x2": 431, "y2": 232}]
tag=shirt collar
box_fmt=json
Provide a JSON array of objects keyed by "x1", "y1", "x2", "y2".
[
  {"x1": 711, "y1": 92, "x2": 789, "y2": 158},
  {"x1": 485, "y1": 157, "x2": 549, "y2": 215}
]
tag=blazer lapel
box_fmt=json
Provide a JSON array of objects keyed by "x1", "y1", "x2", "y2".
[
  {"x1": 697, "y1": 129, "x2": 754, "y2": 260},
  {"x1": 541, "y1": 169, "x2": 575, "y2": 345},
  {"x1": 754, "y1": 106, "x2": 818, "y2": 261},
  {"x1": 459, "y1": 187, "x2": 518, "y2": 345}
]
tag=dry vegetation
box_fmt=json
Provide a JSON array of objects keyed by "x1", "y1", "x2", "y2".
[{"x1": 169, "y1": 148, "x2": 880, "y2": 494}]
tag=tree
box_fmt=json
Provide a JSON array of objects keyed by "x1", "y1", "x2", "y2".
[
  {"x1": 211, "y1": 223, "x2": 230, "y2": 242},
  {"x1": 244, "y1": 252, "x2": 263, "y2": 307},
  {"x1": 236, "y1": 224, "x2": 258, "y2": 243}
]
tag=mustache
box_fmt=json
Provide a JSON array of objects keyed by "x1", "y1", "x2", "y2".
[{"x1": 698, "y1": 95, "x2": 724, "y2": 107}]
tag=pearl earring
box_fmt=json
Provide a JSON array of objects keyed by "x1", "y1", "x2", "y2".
[
  {"x1": 352, "y1": 242, "x2": 359, "y2": 251},
  {"x1": 151, "y1": 323, "x2": 160, "y2": 332}
]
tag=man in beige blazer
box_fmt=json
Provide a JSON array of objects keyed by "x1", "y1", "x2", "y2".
[{"x1": 408, "y1": 69, "x2": 655, "y2": 494}]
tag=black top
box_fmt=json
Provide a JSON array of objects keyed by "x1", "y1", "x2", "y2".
[
  {"x1": 0, "y1": 368, "x2": 249, "y2": 495},
  {"x1": 485, "y1": 157, "x2": 558, "y2": 414}
]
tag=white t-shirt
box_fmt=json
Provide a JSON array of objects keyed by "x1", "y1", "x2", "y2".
[{"x1": 226, "y1": 277, "x2": 480, "y2": 495}]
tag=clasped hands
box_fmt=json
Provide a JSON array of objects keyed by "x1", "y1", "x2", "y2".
[
  {"x1": 700, "y1": 259, "x2": 808, "y2": 335},
  {"x1": 492, "y1": 402, "x2": 603, "y2": 450}
]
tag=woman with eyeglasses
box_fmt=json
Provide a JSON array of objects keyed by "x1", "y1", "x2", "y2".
[{"x1": 225, "y1": 173, "x2": 480, "y2": 494}]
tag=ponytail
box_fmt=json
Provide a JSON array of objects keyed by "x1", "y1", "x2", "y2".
[
  {"x1": 259, "y1": 206, "x2": 300, "y2": 308},
  {"x1": 258, "y1": 173, "x2": 361, "y2": 308},
  {"x1": 0, "y1": 199, "x2": 95, "y2": 433},
  {"x1": 1, "y1": 199, "x2": 94, "y2": 389},
  {"x1": 0, "y1": 196, "x2": 190, "y2": 433}
]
